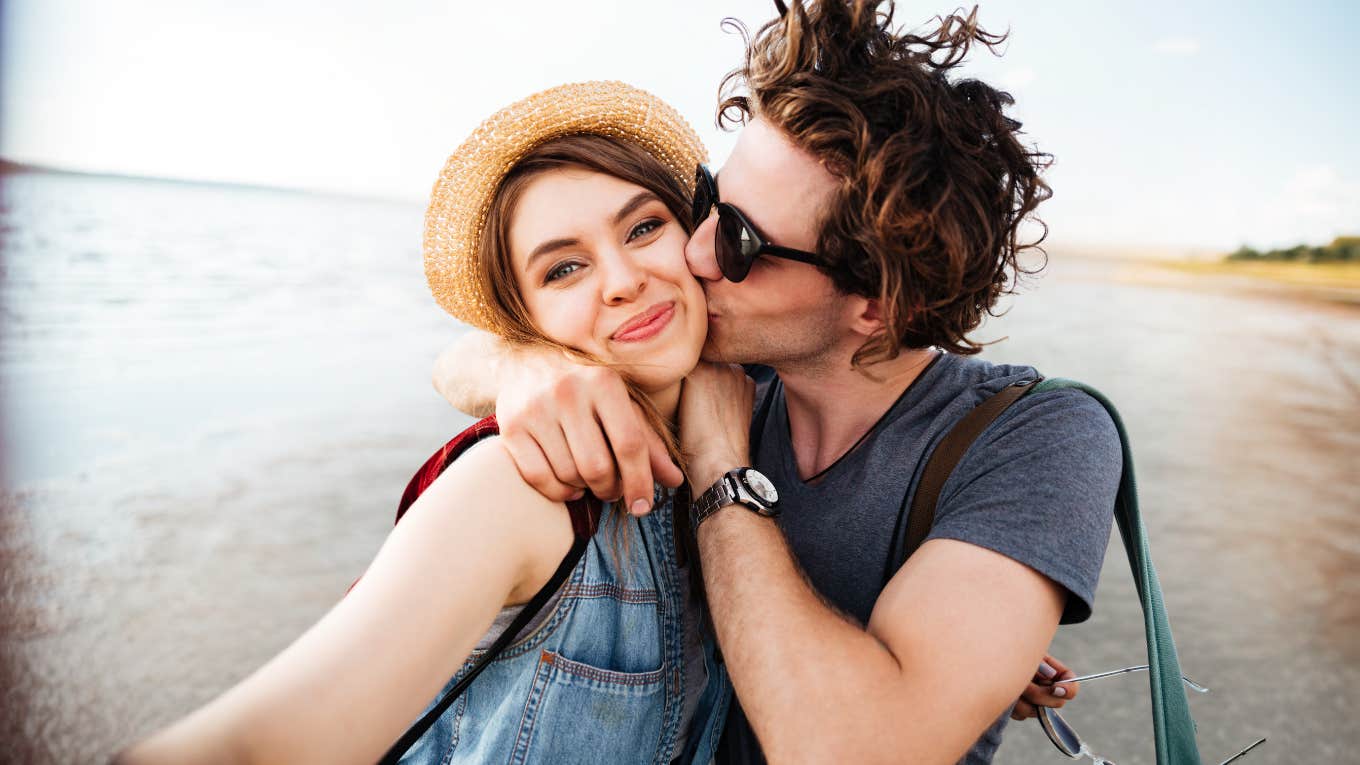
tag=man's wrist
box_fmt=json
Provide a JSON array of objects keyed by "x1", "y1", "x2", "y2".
[
  {"x1": 690, "y1": 458, "x2": 745, "y2": 493},
  {"x1": 698, "y1": 501, "x2": 771, "y2": 530}
]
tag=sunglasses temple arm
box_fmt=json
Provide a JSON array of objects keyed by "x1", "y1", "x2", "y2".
[
  {"x1": 764, "y1": 245, "x2": 821, "y2": 265},
  {"x1": 1217, "y1": 736, "x2": 1267, "y2": 764},
  {"x1": 1058, "y1": 665, "x2": 1209, "y2": 692}
]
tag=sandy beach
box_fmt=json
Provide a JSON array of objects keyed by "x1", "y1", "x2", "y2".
[{"x1": 2, "y1": 170, "x2": 1357, "y2": 763}]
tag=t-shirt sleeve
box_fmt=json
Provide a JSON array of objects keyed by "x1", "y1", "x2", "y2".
[{"x1": 925, "y1": 387, "x2": 1121, "y2": 624}]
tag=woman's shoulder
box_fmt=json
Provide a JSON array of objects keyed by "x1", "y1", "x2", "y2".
[
  {"x1": 425, "y1": 435, "x2": 577, "y2": 594},
  {"x1": 438, "y1": 435, "x2": 570, "y2": 522}
]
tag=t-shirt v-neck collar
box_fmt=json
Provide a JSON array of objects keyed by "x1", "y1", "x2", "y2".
[{"x1": 771, "y1": 351, "x2": 945, "y2": 491}]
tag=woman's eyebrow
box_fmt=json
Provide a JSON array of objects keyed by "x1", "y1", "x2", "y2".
[
  {"x1": 526, "y1": 237, "x2": 581, "y2": 268},
  {"x1": 613, "y1": 192, "x2": 661, "y2": 225},
  {"x1": 526, "y1": 192, "x2": 661, "y2": 268}
]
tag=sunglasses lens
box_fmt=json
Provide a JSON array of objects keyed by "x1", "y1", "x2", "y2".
[
  {"x1": 692, "y1": 167, "x2": 713, "y2": 228},
  {"x1": 1041, "y1": 708, "x2": 1083, "y2": 756},
  {"x1": 716, "y1": 208, "x2": 753, "y2": 282}
]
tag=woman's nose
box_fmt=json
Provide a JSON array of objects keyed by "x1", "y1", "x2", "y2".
[
  {"x1": 601, "y1": 250, "x2": 649, "y2": 304},
  {"x1": 684, "y1": 213, "x2": 724, "y2": 281}
]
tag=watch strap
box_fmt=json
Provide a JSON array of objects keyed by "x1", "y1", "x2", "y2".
[{"x1": 692, "y1": 473, "x2": 735, "y2": 527}]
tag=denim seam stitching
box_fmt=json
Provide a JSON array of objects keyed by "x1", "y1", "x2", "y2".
[
  {"x1": 548, "y1": 651, "x2": 669, "y2": 686},
  {"x1": 509, "y1": 654, "x2": 554, "y2": 765}
]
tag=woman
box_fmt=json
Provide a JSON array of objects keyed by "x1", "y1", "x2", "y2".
[{"x1": 115, "y1": 81, "x2": 728, "y2": 765}]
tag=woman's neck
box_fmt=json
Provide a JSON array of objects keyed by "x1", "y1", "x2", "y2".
[{"x1": 648, "y1": 381, "x2": 681, "y2": 424}]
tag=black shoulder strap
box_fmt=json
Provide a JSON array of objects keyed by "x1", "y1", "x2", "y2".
[
  {"x1": 377, "y1": 495, "x2": 601, "y2": 764},
  {"x1": 881, "y1": 377, "x2": 1041, "y2": 585}
]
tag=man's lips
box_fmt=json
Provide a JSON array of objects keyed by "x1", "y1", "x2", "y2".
[{"x1": 611, "y1": 301, "x2": 676, "y2": 342}]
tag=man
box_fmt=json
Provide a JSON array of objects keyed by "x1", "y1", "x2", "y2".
[{"x1": 434, "y1": 2, "x2": 1117, "y2": 762}]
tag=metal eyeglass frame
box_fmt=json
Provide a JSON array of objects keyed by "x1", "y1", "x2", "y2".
[{"x1": 1036, "y1": 664, "x2": 1266, "y2": 765}]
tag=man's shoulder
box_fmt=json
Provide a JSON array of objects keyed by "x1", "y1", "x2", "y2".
[
  {"x1": 928, "y1": 353, "x2": 1041, "y2": 405},
  {"x1": 878, "y1": 354, "x2": 1121, "y2": 490},
  {"x1": 934, "y1": 356, "x2": 1118, "y2": 458}
]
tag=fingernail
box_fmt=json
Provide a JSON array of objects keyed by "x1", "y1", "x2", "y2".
[
  {"x1": 630, "y1": 498, "x2": 651, "y2": 515},
  {"x1": 1052, "y1": 686, "x2": 1067, "y2": 697},
  {"x1": 568, "y1": 490, "x2": 585, "y2": 501},
  {"x1": 1037, "y1": 661, "x2": 1057, "y2": 679}
]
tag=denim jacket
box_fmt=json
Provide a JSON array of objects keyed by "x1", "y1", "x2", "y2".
[{"x1": 394, "y1": 421, "x2": 732, "y2": 764}]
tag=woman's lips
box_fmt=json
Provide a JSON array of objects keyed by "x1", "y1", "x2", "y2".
[{"x1": 612, "y1": 301, "x2": 676, "y2": 343}]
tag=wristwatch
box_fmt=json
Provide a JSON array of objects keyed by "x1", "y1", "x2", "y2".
[{"x1": 692, "y1": 468, "x2": 780, "y2": 527}]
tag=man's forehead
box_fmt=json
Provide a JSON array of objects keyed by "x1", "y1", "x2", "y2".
[{"x1": 718, "y1": 118, "x2": 833, "y2": 200}]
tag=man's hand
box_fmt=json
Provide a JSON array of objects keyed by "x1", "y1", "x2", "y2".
[
  {"x1": 1011, "y1": 653, "x2": 1082, "y2": 721},
  {"x1": 497, "y1": 352, "x2": 683, "y2": 514},
  {"x1": 678, "y1": 362, "x2": 755, "y2": 489}
]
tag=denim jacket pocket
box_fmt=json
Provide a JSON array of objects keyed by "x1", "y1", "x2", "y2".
[{"x1": 509, "y1": 648, "x2": 669, "y2": 764}]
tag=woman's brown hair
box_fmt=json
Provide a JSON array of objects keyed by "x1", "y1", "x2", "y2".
[
  {"x1": 475, "y1": 134, "x2": 702, "y2": 571},
  {"x1": 719, "y1": 1, "x2": 1053, "y2": 367}
]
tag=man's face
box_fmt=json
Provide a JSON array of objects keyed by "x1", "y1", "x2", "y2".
[{"x1": 685, "y1": 118, "x2": 853, "y2": 370}]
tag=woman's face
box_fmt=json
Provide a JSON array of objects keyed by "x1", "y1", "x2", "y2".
[{"x1": 508, "y1": 167, "x2": 707, "y2": 393}]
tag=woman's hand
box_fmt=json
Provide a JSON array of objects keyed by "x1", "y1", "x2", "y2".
[
  {"x1": 496, "y1": 350, "x2": 684, "y2": 515},
  {"x1": 1010, "y1": 653, "x2": 1082, "y2": 720},
  {"x1": 678, "y1": 362, "x2": 755, "y2": 491}
]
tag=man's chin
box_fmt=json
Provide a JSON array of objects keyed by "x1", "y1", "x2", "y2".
[
  {"x1": 699, "y1": 337, "x2": 731, "y2": 363},
  {"x1": 700, "y1": 336, "x2": 747, "y2": 364}
]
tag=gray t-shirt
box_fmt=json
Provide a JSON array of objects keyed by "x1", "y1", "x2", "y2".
[{"x1": 717, "y1": 352, "x2": 1121, "y2": 764}]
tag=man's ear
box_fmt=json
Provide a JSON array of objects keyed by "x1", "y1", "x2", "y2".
[{"x1": 848, "y1": 295, "x2": 887, "y2": 338}]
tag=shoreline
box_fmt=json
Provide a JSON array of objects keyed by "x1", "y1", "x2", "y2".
[{"x1": 1090, "y1": 257, "x2": 1360, "y2": 309}]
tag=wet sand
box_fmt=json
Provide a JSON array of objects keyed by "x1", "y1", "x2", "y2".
[
  {"x1": 986, "y1": 256, "x2": 1360, "y2": 764},
  {"x1": 2, "y1": 180, "x2": 1357, "y2": 762}
]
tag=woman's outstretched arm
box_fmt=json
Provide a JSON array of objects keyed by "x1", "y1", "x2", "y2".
[{"x1": 113, "y1": 438, "x2": 573, "y2": 765}]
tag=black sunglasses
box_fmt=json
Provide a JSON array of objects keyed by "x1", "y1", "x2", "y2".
[{"x1": 691, "y1": 164, "x2": 821, "y2": 282}]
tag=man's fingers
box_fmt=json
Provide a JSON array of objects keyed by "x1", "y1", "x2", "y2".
[
  {"x1": 1039, "y1": 655, "x2": 1072, "y2": 679},
  {"x1": 1022, "y1": 681, "x2": 1069, "y2": 710},
  {"x1": 646, "y1": 427, "x2": 685, "y2": 489},
  {"x1": 1039, "y1": 658, "x2": 1080, "y2": 703},
  {"x1": 505, "y1": 419, "x2": 584, "y2": 493},
  {"x1": 1051, "y1": 676, "x2": 1079, "y2": 702},
  {"x1": 560, "y1": 410, "x2": 622, "y2": 502},
  {"x1": 535, "y1": 423, "x2": 589, "y2": 492},
  {"x1": 595, "y1": 391, "x2": 659, "y2": 515},
  {"x1": 500, "y1": 431, "x2": 579, "y2": 502}
]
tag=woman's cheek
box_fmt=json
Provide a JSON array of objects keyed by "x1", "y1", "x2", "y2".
[{"x1": 549, "y1": 302, "x2": 598, "y2": 352}]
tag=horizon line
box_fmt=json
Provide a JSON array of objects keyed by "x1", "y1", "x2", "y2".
[{"x1": 0, "y1": 156, "x2": 423, "y2": 208}]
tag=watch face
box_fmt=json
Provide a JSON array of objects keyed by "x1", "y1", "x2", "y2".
[{"x1": 742, "y1": 469, "x2": 779, "y2": 504}]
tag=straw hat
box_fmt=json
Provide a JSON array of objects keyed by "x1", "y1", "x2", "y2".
[{"x1": 424, "y1": 81, "x2": 709, "y2": 333}]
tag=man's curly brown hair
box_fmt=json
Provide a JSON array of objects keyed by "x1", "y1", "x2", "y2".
[{"x1": 718, "y1": 0, "x2": 1053, "y2": 366}]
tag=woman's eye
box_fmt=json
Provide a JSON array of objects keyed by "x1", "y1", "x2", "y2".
[
  {"x1": 627, "y1": 218, "x2": 664, "y2": 242},
  {"x1": 544, "y1": 262, "x2": 583, "y2": 283}
]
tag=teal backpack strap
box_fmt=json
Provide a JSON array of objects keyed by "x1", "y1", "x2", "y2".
[{"x1": 1031, "y1": 378, "x2": 1202, "y2": 765}]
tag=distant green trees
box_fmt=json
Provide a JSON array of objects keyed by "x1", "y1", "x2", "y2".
[{"x1": 1228, "y1": 236, "x2": 1360, "y2": 263}]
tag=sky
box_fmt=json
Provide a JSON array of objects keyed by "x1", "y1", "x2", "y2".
[{"x1": 2, "y1": 0, "x2": 1357, "y2": 252}]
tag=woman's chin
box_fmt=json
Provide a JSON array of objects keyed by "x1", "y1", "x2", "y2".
[{"x1": 619, "y1": 345, "x2": 702, "y2": 395}]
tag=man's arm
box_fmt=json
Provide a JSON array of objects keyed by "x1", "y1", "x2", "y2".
[
  {"x1": 695, "y1": 498, "x2": 1064, "y2": 764},
  {"x1": 432, "y1": 330, "x2": 509, "y2": 417},
  {"x1": 680, "y1": 365, "x2": 1115, "y2": 763},
  {"x1": 430, "y1": 330, "x2": 683, "y2": 508}
]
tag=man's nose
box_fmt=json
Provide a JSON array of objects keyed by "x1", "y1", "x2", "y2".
[{"x1": 684, "y1": 212, "x2": 724, "y2": 282}]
